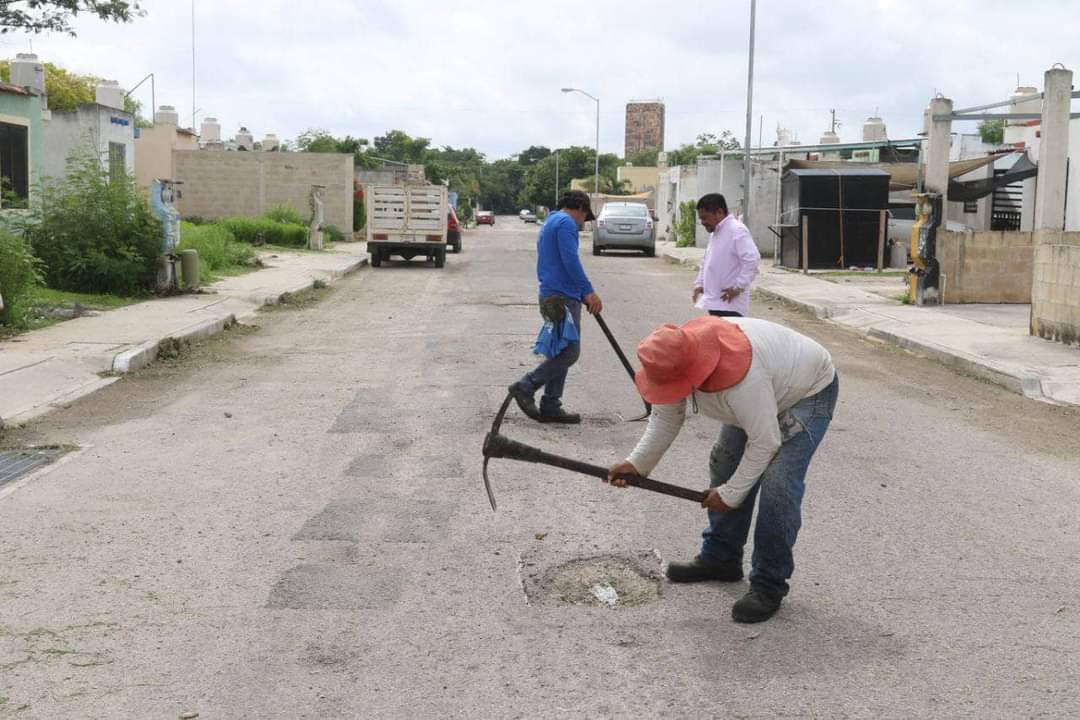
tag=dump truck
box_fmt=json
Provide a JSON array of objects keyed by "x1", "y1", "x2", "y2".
[{"x1": 366, "y1": 183, "x2": 449, "y2": 268}]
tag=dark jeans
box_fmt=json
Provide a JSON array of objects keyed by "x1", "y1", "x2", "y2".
[
  {"x1": 517, "y1": 296, "x2": 582, "y2": 413},
  {"x1": 708, "y1": 310, "x2": 743, "y2": 317},
  {"x1": 699, "y1": 373, "x2": 839, "y2": 597}
]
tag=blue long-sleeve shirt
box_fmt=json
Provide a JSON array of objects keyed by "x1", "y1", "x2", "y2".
[{"x1": 536, "y1": 211, "x2": 594, "y2": 300}]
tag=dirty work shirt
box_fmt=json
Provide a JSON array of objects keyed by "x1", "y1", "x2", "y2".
[
  {"x1": 626, "y1": 317, "x2": 835, "y2": 508},
  {"x1": 694, "y1": 215, "x2": 760, "y2": 316},
  {"x1": 537, "y1": 211, "x2": 595, "y2": 301}
]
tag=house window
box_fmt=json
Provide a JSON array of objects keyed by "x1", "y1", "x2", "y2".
[
  {"x1": 0, "y1": 121, "x2": 29, "y2": 209},
  {"x1": 963, "y1": 199, "x2": 978, "y2": 214},
  {"x1": 108, "y1": 142, "x2": 126, "y2": 182}
]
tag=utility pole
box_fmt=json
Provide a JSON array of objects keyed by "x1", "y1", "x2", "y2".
[
  {"x1": 555, "y1": 150, "x2": 560, "y2": 206},
  {"x1": 742, "y1": 0, "x2": 756, "y2": 222}
]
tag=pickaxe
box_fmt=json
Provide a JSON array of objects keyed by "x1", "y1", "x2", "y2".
[
  {"x1": 482, "y1": 391, "x2": 706, "y2": 511},
  {"x1": 594, "y1": 313, "x2": 651, "y2": 422}
]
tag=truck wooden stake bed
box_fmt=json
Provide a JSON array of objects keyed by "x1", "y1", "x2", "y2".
[{"x1": 366, "y1": 184, "x2": 449, "y2": 268}]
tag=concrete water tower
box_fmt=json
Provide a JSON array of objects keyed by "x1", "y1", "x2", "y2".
[
  {"x1": 261, "y1": 133, "x2": 280, "y2": 151},
  {"x1": 862, "y1": 115, "x2": 887, "y2": 142},
  {"x1": 95, "y1": 80, "x2": 125, "y2": 110},
  {"x1": 155, "y1": 105, "x2": 180, "y2": 125}
]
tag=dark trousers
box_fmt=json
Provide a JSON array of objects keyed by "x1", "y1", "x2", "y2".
[
  {"x1": 708, "y1": 310, "x2": 743, "y2": 317},
  {"x1": 517, "y1": 297, "x2": 582, "y2": 412}
]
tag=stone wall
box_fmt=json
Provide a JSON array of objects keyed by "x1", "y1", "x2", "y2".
[
  {"x1": 1031, "y1": 230, "x2": 1080, "y2": 345},
  {"x1": 173, "y1": 151, "x2": 354, "y2": 231},
  {"x1": 936, "y1": 230, "x2": 1034, "y2": 304}
]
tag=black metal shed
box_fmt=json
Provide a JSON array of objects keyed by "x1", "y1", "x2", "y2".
[{"x1": 779, "y1": 168, "x2": 891, "y2": 269}]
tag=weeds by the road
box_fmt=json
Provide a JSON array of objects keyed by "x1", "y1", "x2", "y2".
[{"x1": 261, "y1": 284, "x2": 334, "y2": 312}]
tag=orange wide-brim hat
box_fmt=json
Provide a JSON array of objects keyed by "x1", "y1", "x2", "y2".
[{"x1": 634, "y1": 317, "x2": 752, "y2": 405}]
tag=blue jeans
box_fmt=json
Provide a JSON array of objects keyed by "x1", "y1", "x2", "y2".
[
  {"x1": 518, "y1": 296, "x2": 582, "y2": 413},
  {"x1": 699, "y1": 373, "x2": 839, "y2": 597}
]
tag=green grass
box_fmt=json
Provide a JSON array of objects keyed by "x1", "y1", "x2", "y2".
[
  {"x1": 177, "y1": 222, "x2": 258, "y2": 283},
  {"x1": 260, "y1": 242, "x2": 333, "y2": 255},
  {"x1": 27, "y1": 286, "x2": 143, "y2": 310}
]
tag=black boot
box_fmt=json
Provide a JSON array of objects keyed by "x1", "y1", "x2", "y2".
[
  {"x1": 539, "y1": 399, "x2": 580, "y2": 424},
  {"x1": 508, "y1": 383, "x2": 540, "y2": 421},
  {"x1": 539, "y1": 407, "x2": 581, "y2": 424},
  {"x1": 731, "y1": 585, "x2": 783, "y2": 623},
  {"x1": 665, "y1": 556, "x2": 743, "y2": 583}
]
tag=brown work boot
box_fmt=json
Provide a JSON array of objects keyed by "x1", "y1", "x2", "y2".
[
  {"x1": 731, "y1": 585, "x2": 783, "y2": 623},
  {"x1": 666, "y1": 556, "x2": 743, "y2": 583}
]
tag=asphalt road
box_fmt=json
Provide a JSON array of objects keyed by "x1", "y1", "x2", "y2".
[{"x1": 2, "y1": 216, "x2": 1079, "y2": 719}]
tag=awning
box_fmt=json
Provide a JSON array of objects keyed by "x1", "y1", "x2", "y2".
[{"x1": 785, "y1": 154, "x2": 1009, "y2": 192}]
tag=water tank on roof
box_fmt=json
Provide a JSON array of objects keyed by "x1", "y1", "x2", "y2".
[
  {"x1": 95, "y1": 80, "x2": 125, "y2": 110},
  {"x1": 235, "y1": 126, "x2": 254, "y2": 151},
  {"x1": 11, "y1": 53, "x2": 44, "y2": 95},
  {"x1": 819, "y1": 130, "x2": 840, "y2": 145},
  {"x1": 776, "y1": 126, "x2": 793, "y2": 147},
  {"x1": 200, "y1": 117, "x2": 221, "y2": 143},
  {"x1": 862, "y1": 116, "x2": 887, "y2": 142},
  {"x1": 1005, "y1": 86, "x2": 1040, "y2": 145},
  {"x1": 155, "y1": 105, "x2": 180, "y2": 125},
  {"x1": 262, "y1": 133, "x2": 279, "y2": 151}
]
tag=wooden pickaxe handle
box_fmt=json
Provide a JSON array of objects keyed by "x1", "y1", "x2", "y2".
[{"x1": 484, "y1": 432, "x2": 706, "y2": 504}]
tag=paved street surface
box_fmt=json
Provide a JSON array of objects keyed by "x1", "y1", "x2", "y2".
[{"x1": 2, "y1": 217, "x2": 1079, "y2": 718}]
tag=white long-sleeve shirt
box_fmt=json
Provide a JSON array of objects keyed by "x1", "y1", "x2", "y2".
[
  {"x1": 626, "y1": 318, "x2": 835, "y2": 508},
  {"x1": 694, "y1": 215, "x2": 760, "y2": 315}
]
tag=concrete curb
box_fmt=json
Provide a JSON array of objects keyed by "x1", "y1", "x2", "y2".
[
  {"x1": 112, "y1": 255, "x2": 368, "y2": 374},
  {"x1": 111, "y1": 315, "x2": 237, "y2": 374},
  {"x1": 754, "y1": 287, "x2": 834, "y2": 320}
]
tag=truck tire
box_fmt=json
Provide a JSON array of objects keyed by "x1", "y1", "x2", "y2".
[
  {"x1": 370, "y1": 248, "x2": 382, "y2": 267},
  {"x1": 592, "y1": 244, "x2": 602, "y2": 256},
  {"x1": 434, "y1": 248, "x2": 446, "y2": 268}
]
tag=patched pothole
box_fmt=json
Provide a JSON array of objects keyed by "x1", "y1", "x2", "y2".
[{"x1": 520, "y1": 550, "x2": 663, "y2": 608}]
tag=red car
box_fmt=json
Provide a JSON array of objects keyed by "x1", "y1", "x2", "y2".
[
  {"x1": 476, "y1": 211, "x2": 495, "y2": 226},
  {"x1": 447, "y1": 206, "x2": 462, "y2": 253}
]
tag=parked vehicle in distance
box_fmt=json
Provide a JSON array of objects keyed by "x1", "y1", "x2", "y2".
[
  {"x1": 519, "y1": 209, "x2": 531, "y2": 218},
  {"x1": 447, "y1": 205, "x2": 462, "y2": 253},
  {"x1": 476, "y1": 211, "x2": 495, "y2": 225},
  {"x1": 521, "y1": 211, "x2": 537, "y2": 224},
  {"x1": 366, "y1": 184, "x2": 449, "y2": 268},
  {"x1": 593, "y1": 201, "x2": 655, "y2": 256}
]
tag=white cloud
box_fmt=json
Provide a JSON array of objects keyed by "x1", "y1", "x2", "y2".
[{"x1": 9, "y1": 0, "x2": 1079, "y2": 158}]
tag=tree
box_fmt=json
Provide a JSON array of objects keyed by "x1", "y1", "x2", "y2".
[
  {"x1": 978, "y1": 119, "x2": 1005, "y2": 146},
  {"x1": 626, "y1": 149, "x2": 659, "y2": 167},
  {"x1": 667, "y1": 130, "x2": 741, "y2": 166},
  {"x1": 517, "y1": 145, "x2": 551, "y2": 165},
  {"x1": 1, "y1": 0, "x2": 142, "y2": 36},
  {"x1": 372, "y1": 129, "x2": 431, "y2": 164}
]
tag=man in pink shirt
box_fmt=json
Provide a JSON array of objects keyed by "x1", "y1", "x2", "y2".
[{"x1": 692, "y1": 194, "x2": 760, "y2": 317}]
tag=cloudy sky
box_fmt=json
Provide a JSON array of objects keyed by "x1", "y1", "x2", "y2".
[{"x1": 8, "y1": 0, "x2": 1078, "y2": 159}]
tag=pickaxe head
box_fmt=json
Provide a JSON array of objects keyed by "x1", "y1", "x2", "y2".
[{"x1": 481, "y1": 392, "x2": 514, "y2": 511}]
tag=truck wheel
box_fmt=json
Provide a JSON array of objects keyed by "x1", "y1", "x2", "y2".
[
  {"x1": 370, "y1": 248, "x2": 382, "y2": 267},
  {"x1": 452, "y1": 238, "x2": 462, "y2": 253},
  {"x1": 434, "y1": 248, "x2": 446, "y2": 268},
  {"x1": 592, "y1": 244, "x2": 602, "y2": 256}
]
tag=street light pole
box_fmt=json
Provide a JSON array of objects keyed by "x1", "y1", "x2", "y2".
[
  {"x1": 742, "y1": 0, "x2": 756, "y2": 222},
  {"x1": 561, "y1": 87, "x2": 600, "y2": 198}
]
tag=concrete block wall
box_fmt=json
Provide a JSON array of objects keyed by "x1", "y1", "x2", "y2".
[
  {"x1": 173, "y1": 151, "x2": 354, "y2": 231},
  {"x1": 1031, "y1": 230, "x2": 1080, "y2": 345},
  {"x1": 937, "y1": 230, "x2": 1034, "y2": 304}
]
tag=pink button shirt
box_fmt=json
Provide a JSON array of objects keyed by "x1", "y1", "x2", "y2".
[{"x1": 694, "y1": 215, "x2": 761, "y2": 315}]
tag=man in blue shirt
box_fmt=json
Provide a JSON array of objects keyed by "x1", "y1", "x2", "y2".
[{"x1": 510, "y1": 190, "x2": 603, "y2": 424}]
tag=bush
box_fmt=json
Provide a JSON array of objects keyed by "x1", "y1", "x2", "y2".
[
  {"x1": 0, "y1": 230, "x2": 41, "y2": 328},
  {"x1": 675, "y1": 200, "x2": 698, "y2": 248},
  {"x1": 219, "y1": 217, "x2": 308, "y2": 247},
  {"x1": 322, "y1": 223, "x2": 345, "y2": 243},
  {"x1": 353, "y1": 184, "x2": 365, "y2": 232},
  {"x1": 31, "y1": 148, "x2": 162, "y2": 295},
  {"x1": 264, "y1": 204, "x2": 306, "y2": 226},
  {"x1": 178, "y1": 222, "x2": 255, "y2": 274}
]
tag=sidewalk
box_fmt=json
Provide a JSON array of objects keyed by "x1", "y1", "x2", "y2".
[
  {"x1": 0, "y1": 244, "x2": 369, "y2": 427},
  {"x1": 658, "y1": 240, "x2": 1080, "y2": 407}
]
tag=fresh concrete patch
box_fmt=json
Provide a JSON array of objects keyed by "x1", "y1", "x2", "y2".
[
  {"x1": 111, "y1": 315, "x2": 237, "y2": 373},
  {"x1": 519, "y1": 548, "x2": 663, "y2": 608},
  {"x1": 292, "y1": 498, "x2": 368, "y2": 542}
]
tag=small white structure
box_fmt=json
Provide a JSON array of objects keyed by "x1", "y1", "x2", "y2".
[
  {"x1": 234, "y1": 126, "x2": 254, "y2": 151},
  {"x1": 262, "y1": 133, "x2": 280, "y2": 151},
  {"x1": 41, "y1": 79, "x2": 135, "y2": 182}
]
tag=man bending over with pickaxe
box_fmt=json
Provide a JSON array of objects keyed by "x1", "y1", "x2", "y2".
[{"x1": 607, "y1": 316, "x2": 838, "y2": 623}]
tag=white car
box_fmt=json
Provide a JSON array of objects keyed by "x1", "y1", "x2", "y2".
[{"x1": 521, "y1": 211, "x2": 537, "y2": 224}]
